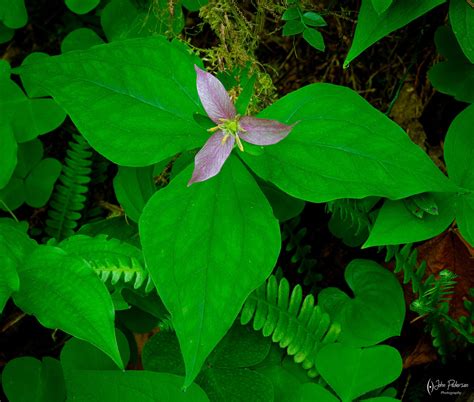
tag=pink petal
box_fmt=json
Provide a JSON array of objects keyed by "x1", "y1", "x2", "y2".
[
  {"x1": 188, "y1": 131, "x2": 235, "y2": 186},
  {"x1": 239, "y1": 116, "x2": 293, "y2": 145},
  {"x1": 195, "y1": 65, "x2": 236, "y2": 124}
]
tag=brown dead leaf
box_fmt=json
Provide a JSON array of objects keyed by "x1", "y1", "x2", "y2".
[{"x1": 403, "y1": 334, "x2": 438, "y2": 368}]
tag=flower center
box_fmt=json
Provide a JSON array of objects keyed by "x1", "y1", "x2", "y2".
[{"x1": 208, "y1": 116, "x2": 246, "y2": 152}]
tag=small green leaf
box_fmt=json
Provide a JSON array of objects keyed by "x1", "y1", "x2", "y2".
[
  {"x1": 2, "y1": 357, "x2": 66, "y2": 402},
  {"x1": 344, "y1": 0, "x2": 446, "y2": 67},
  {"x1": 318, "y1": 259, "x2": 405, "y2": 347},
  {"x1": 428, "y1": 26, "x2": 474, "y2": 103},
  {"x1": 0, "y1": 22, "x2": 14, "y2": 43},
  {"x1": 114, "y1": 165, "x2": 156, "y2": 222},
  {"x1": 140, "y1": 156, "x2": 281, "y2": 386},
  {"x1": 65, "y1": 0, "x2": 100, "y2": 15},
  {"x1": 12, "y1": 246, "x2": 123, "y2": 369},
  {"x1": 450, "y1": 0, "x2": 474, "y2": 63},
  {"x1": 364, "y1": 193, "x2": 456, "y2": 247},
  {"x1": 371, "y1": 0, "x2": 393, "y2": 14},
  {"x1": 24, "y1": 158, "x2": 62, "y2": 208},
  {"x1": 303, "y1": 28, "x2": 325, "y2": 51},
  {"x1": 283, "y1": 20, "x2": 305, "y2": 36},
  {"x1": 0, "y1": 253, "x2": 19, "y2": 312},
  {"x1": 316, "y1": 343, "x2": 402, "y2": 401},
  {"x1": 282, "y1": 7, "x2": 300, "y2": 21},
  {"x1": 456, "y1": 193, "x2": 474, "y2": 246},
  {"x1": 61, "y1": 28, "x2": 104, "y2": 53},
  {"x1": 302, "y1": 11, "x2": 327, "y2": 27},
  {"x1": 0, "y1": 0, "x2": 27, "y2": 29},
  {"x1": 296, "y1": 383, "x2": 339, "y2": 402}
]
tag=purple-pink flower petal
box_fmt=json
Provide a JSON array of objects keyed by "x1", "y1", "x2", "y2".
[
  {"x1": 188, "y1": 131, "x2": 235, "y2": 186},
  {"x1": 239, "y1": 116, "x2": 293, "y2": 145},
  {"x1": 195, "y1": 65, "x2": 236, "y2": 124}
]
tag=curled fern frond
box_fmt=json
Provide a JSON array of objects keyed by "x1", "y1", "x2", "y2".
[
  {"x1": 240, "y1": 275, "x2": 340, "y2": 377},
  {"x1": 58, "y1": 234, "x2": 154, "y2": 292},
  {"x1": 46, "y1": 133, "x2": 92, "y2": 240}
]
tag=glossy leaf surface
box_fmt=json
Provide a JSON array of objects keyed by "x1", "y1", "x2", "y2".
[{"x1": 140, "y1": 156, "x2": 280, "y2": 385}]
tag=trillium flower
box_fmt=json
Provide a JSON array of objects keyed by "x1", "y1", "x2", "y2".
[{"x1": 188, "y1": 65, "x2": 294, "y2": 186}]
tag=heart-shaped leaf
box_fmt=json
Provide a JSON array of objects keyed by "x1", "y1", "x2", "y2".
[
  {"x1": 316, "y1": 343, "x2": 402, "y2": 401},
  {"x1": 449, "y1": 0, "x2": 474, "y2": 63},
  {"x1": 318, "y1": 260, "x2": 405, "y2": 347},
  {"x1": 140, "y1": 155, "x2": 281, "y2": 386}
]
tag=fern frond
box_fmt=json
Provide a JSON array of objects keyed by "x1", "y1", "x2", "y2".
[
  {"x1": 386, "y1": 244, "x2": 426, "y2": 294},
  {"x1": 58, "y1": 234, "x2": 154, "y2": 292},
  {"x1": 45, "y1": 133, "x2": 92, "y2": 240},
  {"x1": 326, "y1": 197, "x2": 379, "y2": 236},
  {"x1": 241, "y1": 275, "x2": 340, "y2": 377}
]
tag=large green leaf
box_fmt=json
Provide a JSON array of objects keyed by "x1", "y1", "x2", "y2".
[
  {"x1": 344, "y1": 0, "x2": 445, "y2": 67},
  {"x1": 12, "y1": 246, "x2": 122, "y2": 368},
  {"x1": 318, "y1": 260, "x2": 405, "y2": 347},
  {"x1": 428, "y1": 26, "x2": 474, "y2": 103},
  {"x1": 316, "y1": 343, "x2": 402, "y2": 401},
  {"x1": 140, "y1": 155, "x2": 281, "y2": 386},
  {"x1": 456, "y1": 193, "x2": 474, "y2": 246},
  {"x1": 18, "y1": 37, "x2": 206, "y2": 167},
  {"x1": 371, "y1": 0, "x2": 393, "y2": 14},
  {"x1": 66, "y1": 371, "x2": 209, "y2": 402},
  {"x1": 241, "y1": 84, "x2": 453, "y2": 203},
  {"x1": 450, "y1": 0, "x2": 474, "y2": 63},
  {"x1": 0, "y1": 252, "x2": 18, "y2": 312},
  {"x1": 0, "y1": 0, "x2": 27, "y2": 29},
  {"x1": 2, "y1": 357, "x2": 66, "y2": 402},
  {"x1": 365, "y1": 193, "x2": 456, "y2": 247},
  {"x1": 444, "y1": 104, "x2": 474, "y2": 190}
]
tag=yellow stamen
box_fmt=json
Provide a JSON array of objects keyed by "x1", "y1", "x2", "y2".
[
  {"x1": 221, "y1": 134, "x2": 231, "y2": 145},
  {"x1": 235, "y1": 134, "x2": 244, "y2": 152}
]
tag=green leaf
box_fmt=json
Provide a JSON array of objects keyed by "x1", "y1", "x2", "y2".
[
  {"x1": 61, "y1": 28, "x2": 104, "y2": 53},
  {"x1": 428, "y1": 26, "x2": 474, "y2": 103},
  {"x1": 0, "y1": 253, "x2": 19, "y2": 312},
  {"x1": 365, "y1": 193, "x2": 456, "y2": 247},
  {"x1": 371, "y1": 0, "x2": 393, "y2": 14},
  {"x1": 182, "y1": 0, "x2": 208, "y2": 11},
  {"x1": 114, "y1": 165, "x2": 156, "y2": 222},
  {"x1": 241, "y1": 84, "x2": 454, "y2": 203},
  {"x1": 140, "y1": 155, "x2": 281, "y2": 386},
  {"x1": 283, "y1": 20, "x2": 305, "y2": 36},
  {"x1": 282, "y1": 7, "x2": 300, "y2": 21},
  {"x1": 60, "y1": 329, "x2": 130, "y2": 372},
  {"x1": 15, "y1": 139, "x2": 44, "y2": 178},
  {"x1": 0, "y1": 21, "x2": 14, "y2": 43},
  {"x1": 316, "y1": 343, "x2": 402, "y2": 401},
  {"x1": 0, "y1": 177, "x2": 25, "y2": 211},
  {"x1": 2, "y1": 357, "x2": 66, "y2": 402},
  {"x1": 101, "y1": 0, "x2": 184, "y2": 42},
  {"x1": 344, "y1": 0, "x2": 445, "y2": 67},
  {"x1": 318, "y1": 260, "x2": 405, "y2": 347},
  {"x1": 0, "y1": 123, "x2": 17, "y2": 188},
  {"x1": 445, "y1": 104, "x2": 474, "y2": 190},
  {"x1": 65, "y1": 0, "x2": 100, "y2": 14},
  {"x1": 24, "y1": 158, "x2": 62, "y2": 208},
  {"x1": 450, "y1": 0, "x2": 474, "y2": 63},
  {"x1": 12, "y1": 245, "x2": 123, "y2": 368},
  {"x1": 456, "y1": 193, "x2": 474, "y2": 246},
  {"x1": 143, "y1": 325, "x2": 273, "y2": 401},
  {"x1": 296, "y1": 383, "x2": 339, "y2": 402},
  {"x1": 257, "y1": 179, "x2": 305, "y2": 222},
  {"x1": 302, "y1": 28, "x2": 325, "y2": 51},
  {"x1": 302, "y1": 11, "x2": 327, "y2": 27},
  {"x1": 0, "y1": 0, "x2": 27, "y2": 28},
  {"x1": 19, "y1": 37, "x2": 206, "y2": 167},
  {"x1": 67, "y1": 371, "x2": 210, "y2": 402}
]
